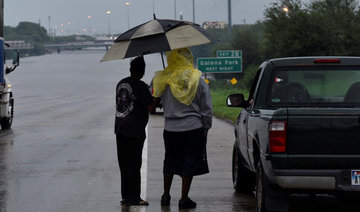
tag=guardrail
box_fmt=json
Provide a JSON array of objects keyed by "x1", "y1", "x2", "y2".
[
  {"x1": 44, "y1": 41, "x2": 113, "y2": 52},
  {"x1": 5, "y1": 41, "x2": 34, "y2": 50}
]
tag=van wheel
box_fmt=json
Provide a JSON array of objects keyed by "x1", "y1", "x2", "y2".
[
  {"x1": 232, "y1": 144, "x2": 255, "y2": 193},
  {"x1": 256, "y1": 163, "x2": 268, "y2": 212},
  {"x1": 0, "y1": 97, "x2": 14, "y2": 129}
]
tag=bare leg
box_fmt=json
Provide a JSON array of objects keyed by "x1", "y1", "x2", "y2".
[
  {"x1": 181, "y1": 176, "x2": 193, "y2": 198},
  {"x1": 163, "y1": 173, "x2": 174, "y2": 196}
]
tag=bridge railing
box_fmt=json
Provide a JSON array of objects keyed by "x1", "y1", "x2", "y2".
[{"x1": 5, "y1": 40, "x2": 34, "y2": 50}]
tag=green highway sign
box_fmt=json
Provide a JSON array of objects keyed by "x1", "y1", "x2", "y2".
[
  {"x1": 197, "y1": 57, "x2": 242, "y2": 73},
  {"x1": 217, "y1": 50, "x2": 242, "y2": 58}
]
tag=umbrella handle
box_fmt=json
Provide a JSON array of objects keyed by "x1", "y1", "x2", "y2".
[{"x1": 161, "y1": 52, "x2": 165, "y2": 69}]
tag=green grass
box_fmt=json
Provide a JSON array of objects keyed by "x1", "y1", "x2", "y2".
[{"x1": 211, "y1": 88, "x2": 248, "y2": 123}]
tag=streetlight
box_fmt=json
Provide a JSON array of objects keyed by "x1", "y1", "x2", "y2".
[
  {"x1": 60, "y1": 23, "x2": 64, "y2": 36},
  {"x1": 125, "y1": 2, "x2": 130, "y2": 30},
  {"x1": 153, "y1": 0, "x2": 155, "y2": 14},
  {"x1": 67, "y1": 21, "x2": 71, "y2": 35},
  {"x1": 174, "y1": 0, "x2": 177, "y2": 19},
  {"x1": 227, "y1": 0, "x2": 232, "y2": 37},
  {"x1": 179, "y1": 11, "x2": 183, "y2": 20},
  {"x1": 106, "y1": 11, "x2": 111, "y2": 38},
  {"x1": 87, "y1": 15, "x2": 92, "y2": 36},
  {"x1": 54, "y1": 25, "x2": 58, "y2": 36},
  {"x1": 282, "y1": 7, "x2": 289, "y2": 13}
]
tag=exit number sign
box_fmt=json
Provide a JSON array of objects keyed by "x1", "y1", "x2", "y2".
[{"x1": 217, "y1": 50, "x2": 242, "y2": 58}]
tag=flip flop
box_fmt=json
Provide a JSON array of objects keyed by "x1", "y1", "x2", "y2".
[{"x1": 127, "y1": 199, "x2": 149, "y2": 206}]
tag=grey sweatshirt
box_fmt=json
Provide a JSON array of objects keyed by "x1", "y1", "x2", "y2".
[{"x1": 161, "y1": 79, "x2": 213, "y2": 132}]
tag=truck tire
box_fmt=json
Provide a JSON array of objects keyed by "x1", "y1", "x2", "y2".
[
  {"x1": 256, "y1": 162, "x2": 269, "y2": 212},
  {"x1": 256, "y1": 162, "x2": 289, "y2": 212},
  {"x1": 0, "y1": 97, "x2": 14, "y2": 129},
  {"x1": 232, "y1": 144, "x2": 255, "y2": 193}
]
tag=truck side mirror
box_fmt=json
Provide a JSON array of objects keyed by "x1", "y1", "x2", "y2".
[
  {"x1": 5, "y1": 50, "x2": 20, "y2": 74},
  {"x1": 12, "y1": 50, "x2": 20, "y2": 66},
  {"x1": 226, "y1": 94, "x2": 247, "y2": 107}
]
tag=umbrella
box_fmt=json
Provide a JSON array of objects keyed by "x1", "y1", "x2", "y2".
[{"x1": 100, "y1": 15, "x2": 216, "y2": 64}]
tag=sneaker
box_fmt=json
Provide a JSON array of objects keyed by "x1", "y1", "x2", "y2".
[
  {"x1": 161, "y1": 194, "x2": 171, "y2": 206},
  {"x1": 178, "y1": 197, "x2": 196, "y2": 209}
]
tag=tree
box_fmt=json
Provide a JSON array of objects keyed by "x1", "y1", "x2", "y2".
[
  {"x1": 309, "y1": 0, "x2": 360, "y2": 55},
  {"x1": 231, "y1": 22, "x2": 265, "y2": 70},
  {"x1": 264, "y1": 0, "x2": 360, "y2": 57},
  {"x1": 5, "y1": 22, "x2": 50, "y2": 56}
]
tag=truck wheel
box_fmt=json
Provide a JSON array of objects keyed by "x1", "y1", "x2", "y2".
[
  {"x1": 0, "y1": 97, "x2": 14, "y2": 129},
  {"x1": 232, "y1": 144, "x2": 255, "y2": 193},
  {"x1": 256, "y1": 162, "x2": 268, "y2": 212}
]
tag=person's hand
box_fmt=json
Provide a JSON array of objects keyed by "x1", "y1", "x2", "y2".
[
  {"x1": 147, "y1": 97, "x2": 161, "y2": 111},
  {"x1": 204, "y1": 129, "x2": 208, "y2": 138}
]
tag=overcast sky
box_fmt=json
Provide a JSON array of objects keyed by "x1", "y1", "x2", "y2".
[{"x1": 5, "y1": 0, "x2": 283, "y2": 36}]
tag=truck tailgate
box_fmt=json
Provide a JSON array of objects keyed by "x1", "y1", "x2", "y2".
[{"x1": 286, "y1": 108, "x2": 360, "y2": 169}]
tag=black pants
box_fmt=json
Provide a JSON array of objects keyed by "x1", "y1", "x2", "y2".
[
  {"x1": 163, "y1": 128, "x2": 209, "y2": 177},
  {"x1": 116, "y1": 134, "x2": 145, "y2": 202}
]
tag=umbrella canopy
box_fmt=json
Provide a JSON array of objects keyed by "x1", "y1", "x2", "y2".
[{"x1": 100, "y1": 18, "x2": 215, "y2": 62}]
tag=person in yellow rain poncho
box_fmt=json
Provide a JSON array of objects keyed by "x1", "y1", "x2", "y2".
[{"x1": 152, "y1": 48, "x2": 213, "y2": 210}]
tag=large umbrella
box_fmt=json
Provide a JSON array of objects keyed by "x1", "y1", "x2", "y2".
[{"x1": 100, "y1": 16, "x2": 216, "y2": 63}]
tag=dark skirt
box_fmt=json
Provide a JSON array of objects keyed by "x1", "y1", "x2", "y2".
[{"x1": 163, "y1": 128, "x2": 209, "y2": 177}]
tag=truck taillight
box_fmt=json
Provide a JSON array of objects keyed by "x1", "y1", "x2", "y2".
[{"x1": 269, "y1": 121, "x2": 287, "y2": 153}]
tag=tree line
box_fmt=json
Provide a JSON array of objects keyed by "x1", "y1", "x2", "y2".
[{"x1": 5, "y1": 22, "x2": 94, "y2": 55}]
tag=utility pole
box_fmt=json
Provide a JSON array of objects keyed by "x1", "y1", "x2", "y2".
[
  {"x1": 48, "y1": 16, "x2": 51, "y2": 36},
  {"x1": 153, "y1": 0, "x2": 155, "y2": 15},
  {"x1": 192, "y1": 0, "x2": 195, "y2": 23},
  {"x1": 227, "y1": 0, "x2": 232, "y2": 37}
]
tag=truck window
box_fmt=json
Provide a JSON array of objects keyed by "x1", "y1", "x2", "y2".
[
  {"x1": 269, "y1": 67, "x2": 360, "y2": 106},
  {"x1": 247, "y1": 68, "x2": 262, "y2": 106}
]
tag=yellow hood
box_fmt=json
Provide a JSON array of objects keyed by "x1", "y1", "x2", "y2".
[{"x1": 153, "y1": 48, "x2": 202, "y2": 105}]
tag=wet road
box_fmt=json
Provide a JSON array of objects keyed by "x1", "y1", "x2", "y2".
[
  {"x1": 0, "y1": 50, "x2": 359, "y2": 212},
  {"x1": 0, "y1": 51, "x2": 256, "y2": 212}
]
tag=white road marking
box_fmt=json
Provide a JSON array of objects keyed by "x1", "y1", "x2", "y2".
[{"x1": 140, "y1": 125, "x2": 148, "y2": 201}]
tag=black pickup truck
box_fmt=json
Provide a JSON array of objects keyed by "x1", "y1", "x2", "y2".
[{"x1": 227, "y1": 57, "x2": 360, "y2": 212}]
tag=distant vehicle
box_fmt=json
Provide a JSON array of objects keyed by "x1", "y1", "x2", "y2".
[
  {"x1": 0, "y1": 0, "x2": 20, "y2": 129},
  {"x1": 227, "y1": 57, "x2": 360, "y2": 212},
  {"x1": 149, "y1": 79, "x2": 162, "y2": 114}
]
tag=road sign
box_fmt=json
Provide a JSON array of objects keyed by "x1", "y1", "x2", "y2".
[
  {"x1": 217, "y1": 50, "x2": 242, "y2": 58},
  {"x1": 197, "y1": 57, "x2": 242, "y2": 73},
  {"x1": 230, "y1": 78, "x2": 237, "y2": 85}
]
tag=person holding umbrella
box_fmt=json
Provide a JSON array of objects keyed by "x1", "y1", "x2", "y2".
[
  {"x1": 101, "y1": 16, "x2": 216, "y2": 209},
  {"x1": 115, "y1": 56, "x2": 156, "y2": 206},
  {"x1": 152, "y1": 48, "x2": 213, "y2": 209}
]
